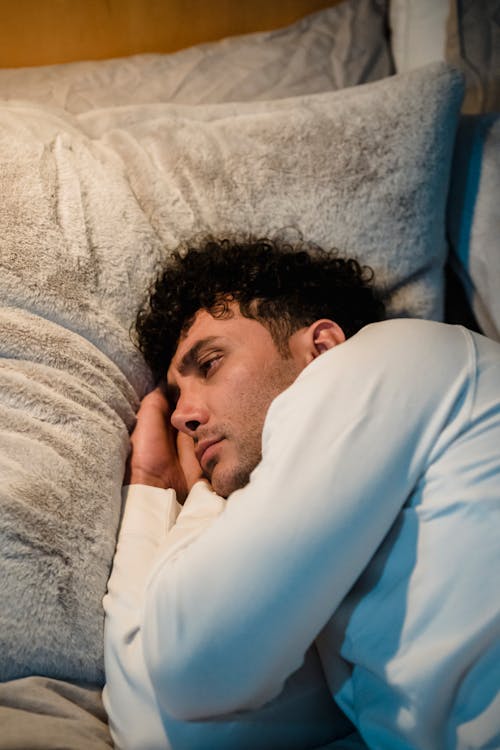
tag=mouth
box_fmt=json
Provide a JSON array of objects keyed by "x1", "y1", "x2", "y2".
[{"x1": 196, "y1": 438, "x2": 224, "y2": 471}]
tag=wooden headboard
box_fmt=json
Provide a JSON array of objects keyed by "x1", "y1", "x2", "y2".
[{"x1": 0, "y1": 0, "x2": 341, "y2": 68}]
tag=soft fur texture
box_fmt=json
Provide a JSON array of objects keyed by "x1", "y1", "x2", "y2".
[
  {"x1": 0, "y1": 107, "x2": 155, "y2": 682},
  {"x1": 77, "y1": 62, "x2": 463, "y2": 320},
  {"x1": 0, "y1": 62, "x2": 463, "y2": 684}
]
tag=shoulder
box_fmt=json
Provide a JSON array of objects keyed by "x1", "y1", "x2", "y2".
[
  {"x1": 297, "y1": 319, "x2": 472, "y2": 386},
  {"x1": 339, "y1": 318, "x2": 469, "y2": 358},
  {"x1": 264, "y1": 320, "x2": 476, "y2": 437}
]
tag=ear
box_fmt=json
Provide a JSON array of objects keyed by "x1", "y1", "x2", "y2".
[
  {"x1": 288, "y1": 319, "x2": 346, "y2": 367},
  {"x1": 311, "y1": 319, "x2": 346, "y2": 356}
]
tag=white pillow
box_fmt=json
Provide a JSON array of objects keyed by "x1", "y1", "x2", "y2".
[
  {"x1": 389, "y1": 0, "x2": 449, "y2": 72},
  {"x1": 0, "y1": 1, "x2": 393, "y2": 113}
]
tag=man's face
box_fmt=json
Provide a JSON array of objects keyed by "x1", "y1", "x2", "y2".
[{"x1": 167, "y1": 304, "x2": 302, "y2": 497}]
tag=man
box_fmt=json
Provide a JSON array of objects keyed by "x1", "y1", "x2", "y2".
[{"x1": 103, "y1": 239, "x2": 500, "y2": 750}]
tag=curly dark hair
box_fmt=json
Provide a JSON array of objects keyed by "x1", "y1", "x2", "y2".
[{"x1": 135, "y1": 237, "x2": 385, "y2": 382}]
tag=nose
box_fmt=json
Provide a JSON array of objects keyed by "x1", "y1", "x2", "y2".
[{"x1": 170, "y1": 388, "x2": 209, "y2": 436}]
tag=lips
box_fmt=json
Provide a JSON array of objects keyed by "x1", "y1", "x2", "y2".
[{"x1": 195, "y1": 438, "x2": 223, "y2": 470}]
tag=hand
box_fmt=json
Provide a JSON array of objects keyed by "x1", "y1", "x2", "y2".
[
  {"x1": 125, "y1": 388, "x2": 192, "y2": 500},
  {"x1": 177, "y1": 431, "x2": 204, "y2": 492}
]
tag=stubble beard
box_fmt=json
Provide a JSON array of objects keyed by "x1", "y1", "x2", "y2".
[{"x1": 206, "y1": 430, "x2": 262, "y2": 498}]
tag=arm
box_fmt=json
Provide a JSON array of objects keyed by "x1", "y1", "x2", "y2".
[
  {"x1": 105, "y1": 383, "x2": 358, "y2": 747},
  {"x1": 103, "y1": 480, "x2": 226, "y2": 750},
  {"x1": 102, "y1": 483, "x2": 180, "y2": 750},
  {"x1": 103, "y1": 387, "x2": 221, "y2": 749},
  {"x1": 104, "y1": 479, "x2": 359, "y2": 749},
  {"x1": 140, "y1": 321, "x2": 472, "y2": 721}
]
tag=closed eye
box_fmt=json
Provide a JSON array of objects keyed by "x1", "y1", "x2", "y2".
[{"x1": 198, "y1": 354, "x2": 222, "y2": 378}]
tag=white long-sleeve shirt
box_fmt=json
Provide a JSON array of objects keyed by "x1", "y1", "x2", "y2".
[
  {"x1": 103, "y1": 319, "x2": 500, "y2": 750},
  {"x1": 103, "y1": 480, "x2": 358, "y2": 749}
]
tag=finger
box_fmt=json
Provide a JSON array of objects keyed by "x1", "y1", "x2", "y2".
[
  {"x1": 177, "y1": 432, "x2": 204, "y2": 486},
  {"x1": 177, "y1": 432, "x2": 196, "y2": 463},
  {"x1": 139, "y1": 386, "x2": 171, "y2": 415}
]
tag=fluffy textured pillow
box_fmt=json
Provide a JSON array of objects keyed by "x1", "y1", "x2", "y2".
[
  {"x1": 448, "y1": 113, "x2": 500, "y2": 341},
  {"x1": 0, "y1": 106, "x2": 155, "y2": 683},
  {"x1": 77, "y1": 62, "x2": 463, "y2": 321},
  {"x1": 0, "y1": 61, "x2": 463, "y2": 683},
  {"x1": 0, "y1": 1, "x2": 393, "y2": 113}
]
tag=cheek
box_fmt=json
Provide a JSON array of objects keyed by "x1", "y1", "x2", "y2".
[
  {"x1": 213, "y1": 379, "x2": 262, "y2": 444},
  {"x1": 233, "y1": 381, "x2": 274, "y2": 438},
  {"x1": 215, "y1": 367, "x2": 254, "y2": 413},
  {"x1": 215, "y1": 359, "x2": 289, "y2": 436}
]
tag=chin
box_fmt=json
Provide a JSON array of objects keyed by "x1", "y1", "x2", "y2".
[{"x1": 211, "y1": 463, "x2": 252, "y2": 498}]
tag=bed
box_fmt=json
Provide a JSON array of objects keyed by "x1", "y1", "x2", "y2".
[{"x1": 0, "y1": 1, "x2": 498, "y2": 747}]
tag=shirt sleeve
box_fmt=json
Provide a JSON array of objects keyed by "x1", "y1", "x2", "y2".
[
  {"x1": 102, "y1": 480, "x2": 224, "y2": 749},
  {"x1": 141, "y1": 320, "x2": 475, "y2": 722}
]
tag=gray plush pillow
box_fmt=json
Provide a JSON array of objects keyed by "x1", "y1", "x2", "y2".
[
  {"x1": 77, "y1": 61, "x2": 463, "y2": 321},
  {"x1": 0, "y1": 1, "x2": 393, "y2": 113},
  {"x1": 0, "y1": 61, "x2": 463, "y2": 683},
  {"x1": 0, "y1": 105, "x2": 155, "y2": 683}
]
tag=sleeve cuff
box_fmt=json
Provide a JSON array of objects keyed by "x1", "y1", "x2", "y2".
[
  {"x1": 156, "y1": 480, "x2": 226, "y2": 558},
  {"x1": 121, "y1": 484, "x2": 181, "y2": 539},
  {"x1": 177, "y1": 479, "x2": 226, "y2": 522}
]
